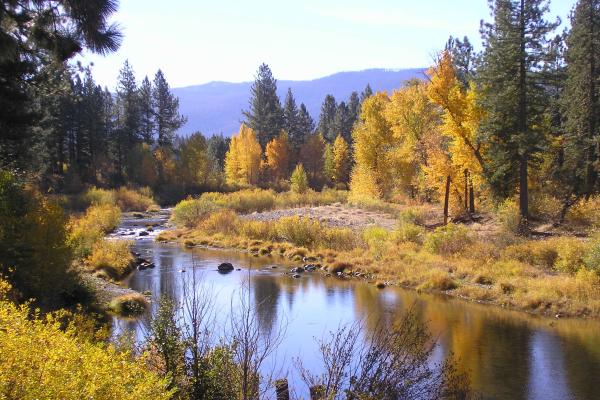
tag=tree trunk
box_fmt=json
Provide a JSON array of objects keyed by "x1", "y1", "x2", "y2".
[
  {"x1": 444, "y1": 175, "x2": 451, "y2": 225},
  {"x1": 464, "y1": 169, "x2": 469, "y2": 211},
  {"x1": 469, "y1": 176, "x2": 475, "y2": 213},
  {"x1": 519, "y1": 155, "x2": 529, "y2": 233}
]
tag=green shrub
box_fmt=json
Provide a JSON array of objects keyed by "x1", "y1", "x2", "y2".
[
  {"x1": 0, "y1": 171, "x2": 85, "y2": 309},
  {"x1": 424, "y1": 223, "x2": 472, "y2": 255},
  {"x1": 171, "y1": 198, "x2": 220, "y2": 228},
  {"x1": 394, "y1": 222, "x2": 426, "y2": 244},
  {"x1": 398, "y1": 208, "x2": 425, "y2": 225},
  {"x1": 497, "y1": 199, "x2": 520, "y2": 234},
  {"x1": 554, "y1": 238, "x2": 588, "y2": 274},
  {"x1": 583, "y1": 235, "x2": 600, "y2": 274},
  {"x1": 115, "y1": 187, "x2": 156, "y2": 212},
  {"x1": 275, "y1": 216, "x2": 321, "y2": 248},
  {"x1": 362, "y1": 226, "x2": 390, "y2": 260},
  {"x1": 83, "y1": 187, "x2": 116, "y2": 207},
  {"x1": 290, "y1": 164, "x2": 309, "y2": 194}
]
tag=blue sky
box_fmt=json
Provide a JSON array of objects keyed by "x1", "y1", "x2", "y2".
[{"x1": 77, "y1": 0, "x2": 575, "y2": 89}]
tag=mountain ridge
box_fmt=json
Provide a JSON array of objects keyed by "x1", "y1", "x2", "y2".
[{"x1": 172, "y1": 67, "x2": 427, "y2": 137}]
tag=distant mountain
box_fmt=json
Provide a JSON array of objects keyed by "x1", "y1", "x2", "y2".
[{"x1": 172, "y1": 68, "x2": 426, "y2": 137}]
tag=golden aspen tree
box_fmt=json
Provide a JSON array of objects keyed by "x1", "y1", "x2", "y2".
[
  {"x1": 290, "y1": 163, "x2": 309, "y2": 194},
  {"x1": 427, "y1": 51, "x2": 485, "y2": 214},
  {"x1": 323, "y1": 143, "x2": 335, "y2": 185},
  {"x1": 264, "y1": 131, "x2": 291, "y2": 183},
  {"x1": 224, "y1": 124, "x2": 262, "y2": 186},
  {"x1": 332, "y1": 134, "x2": 351, "y2": 185},
  {"x1": 350, "y1": 92, "x2": 396, "y2": 199}
]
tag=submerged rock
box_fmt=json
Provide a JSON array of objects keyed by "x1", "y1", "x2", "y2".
[{"x1": 139, "y1": 231, "x2": 149, "y2": 237}]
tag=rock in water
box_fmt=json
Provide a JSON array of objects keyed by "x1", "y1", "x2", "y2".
[{"x1": 218, "y1": 262, "x2": 234, "y2": 272}]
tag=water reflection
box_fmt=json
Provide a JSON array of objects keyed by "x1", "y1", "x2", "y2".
[{"x1": 113, "y1": 239, "x2": 600, "y2": 400}]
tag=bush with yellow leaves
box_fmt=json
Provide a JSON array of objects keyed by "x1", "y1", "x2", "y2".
[{"x1": 0, "y1": 279, "x2": 173, "y2": 400}]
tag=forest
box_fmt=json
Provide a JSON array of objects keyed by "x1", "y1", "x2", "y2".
[{"x1": 2, "y1": 0, "x2": 600, "y2": 399}]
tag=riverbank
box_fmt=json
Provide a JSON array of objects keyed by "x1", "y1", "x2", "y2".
[{"x1": 158, "y1": 202, "x2": 600, "y2": 320}]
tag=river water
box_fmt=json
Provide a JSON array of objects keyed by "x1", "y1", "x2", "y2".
[{"x1": 111, "y1": 213, "x2": 600, "y2": 400}]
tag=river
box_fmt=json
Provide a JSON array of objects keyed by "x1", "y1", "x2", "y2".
[{"x1": 111, "y1": 212, "x2": 600, "y2": 400}]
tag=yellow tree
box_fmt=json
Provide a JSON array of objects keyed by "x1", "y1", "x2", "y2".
[
  {"x1": 385, "y1": 80, "x2": 440, "y2": 199},
  {"x1": 350, "y1": 92, "x2": 396, "y2": 199},
  {"x1": 224, "y1": 124, "x2": 262, "y2": 186},
  {"x1": 332, "y1": 134, "x2": 351, "y2": 185},
  {"x1": 427, "y1": 50, "x2": 485, "y2": 214},
  {"x1": 264, "y1": 131, "x2": 291, "y2": 184}
]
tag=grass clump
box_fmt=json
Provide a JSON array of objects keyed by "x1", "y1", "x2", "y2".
[
  {"x1": 275, "y1": 216, "x2": 321, "y2": 248},
  {"x1": 86, "y1": 239, "x2": 134, "y2": 280},
  {"x1": 108, "y1": 293, "x2": 149, "y2": 317},
  {"x1": 424, "y1": 223, "x2": 472, "y2": 256},
  {"x1": 419, "y1": 270, "x2": 458, "y2": 291}
]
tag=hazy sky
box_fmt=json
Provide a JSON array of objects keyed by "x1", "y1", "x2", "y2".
[{"x1": 77, "y1": 0, "x2": 574, "y2": 89}]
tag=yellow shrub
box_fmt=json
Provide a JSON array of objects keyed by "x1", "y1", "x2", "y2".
[
  {"x1": 199, "y1": 209, "x2": 240, "y2": 235},
  {"x1": 171, "y1": 198, "x2": 220, "y2": 228},
  {"x1": 275, "y1": 216, "x2": 321, "y2": 248},
  {"x1": 83, "y1": 187, "x2": 116, "y2": 207},
  {"x1": 322, "y1": 228, "x2": 360, "y2": 251},
  {"x1": 0, "y1": 280, "x2": 173, "y2": 400},
  {"x1": 239, "y1": 220, "x2": 277, "y2": 241},
  {"x1": 68, "y1": 205, "x2": 121, "y2": 259},
  {"x1": 424, "y1": 223, "x2": 472, "y2": 255},
  {"x1": 108, "y1": 293, "x2": 149, "y2": 317},
  {"x1": 115, "y1": 187, "x2": 156, "y2": 212},
  {"x1": 86, "y1": 239, "x2": 134, "y2": 280},
  {"x1": 496, "y1": 199, "x2": 520, "y2": 234},
  {"x1": 362, "y1": 227, "x2": 390, "y2": 260},
  {"x1": 503, "y1": 240, "x2": 559, "y2": 268},
  {"x1": 565, "y1": 196, "x2": 600, "y2": 228},
  {"x1": 418, "y1": 270, "x2": 458, "y2": 291}
]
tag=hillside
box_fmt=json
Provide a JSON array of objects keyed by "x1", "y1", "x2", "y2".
[{"x1": 172, "y1": 68, "x2": 426, "y2": 136}]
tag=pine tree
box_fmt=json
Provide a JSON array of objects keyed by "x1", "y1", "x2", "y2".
[
  {"x1": 562, "y1": 0, "x2": 600, "y2": 200},
  {"x1": 243, "y1": 64, "x2": 284, "y2": 149},
  {"x1": 283, "y1": 88, "x2": 302, "y2": 152},
  {"x1": 478, "y1": 0, "x2": 559, "y2": 230},
  {"x1": 445, "y1": 36, "x2": 476, "y2": 87},
  {"x1": 139, "y1": 76, "x2": 155, "y2": 145},
  {"x1": 332, "y1": 101, "x2": 353, "y2": 144},
  {"x1": 323, "y1": 143, "x2": 335, "y2": 186},
  {"x1": 360, "y1": 84, "x2": 373, "y2": 102},
  {"x1": 348, "y1": 91, "x2": 361, "y2": 131},
  {"x1": 298, "y1": 103, "x2": 315, "y2": 138},
  {"x1": 318, "y1": 94, "x2": 337, "y2": 142},
  {"x1": 114, "y1": 60, "x2": 141, "y2": 179},
  {"x1": 152, "y1": 69, "x2": 186, "y2": 147}
]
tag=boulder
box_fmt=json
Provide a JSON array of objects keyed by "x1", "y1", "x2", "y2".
[
  {"x1": 218, "y1": 262, "x2": 234, "y2": 272},
  {"x1": 139, "y1": 231, "x2": 149, "y2": 237},
  {"x1": 290, "y1": 266, "x2": 305, "y2": 274}
]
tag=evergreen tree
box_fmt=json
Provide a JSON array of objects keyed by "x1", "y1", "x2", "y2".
[
  {"x1": 283, "y1": 88, "x2": 303, "y2": 151},
  {"x1": 332, "y1": 101, "x2": 353, "y2": 144},
  {"x1": 562, "y1": 0, "x2": 600, "y2": 200},
  {"x1": 139, "y1": 76, "x2": 155, "y2": 145},
  {"x1": 318, "y1": 94, "x2": 337, "y2": 142},
  {"x1": 114, "y1": 60, "x2": 141, "y2": 179},
  {"x1": 445, "y1": 36, "x2": 476, "y2": 87},
  {"x1": 243, "y1": 64, "x2": 284, "y2": 149},
  {"x1": 298, "y1": 103, "x2": 315, "y2": 139},
  {"x1": 478, "y1": 0, "x2": 559, "y2": 230},
  {"x1": 348, "y1": 91, "x2": 361, "y2": 129},
  {"x1": 360, "y1": 84, "x2": 373, "y2": 102},
  {"x1": 152, "y1": 69, "x2": 186, "y2": 147}
]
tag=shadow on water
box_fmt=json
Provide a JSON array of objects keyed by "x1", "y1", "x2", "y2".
[{"x1": 112, "y1": 237, "x2": 600, "y2": 400}]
